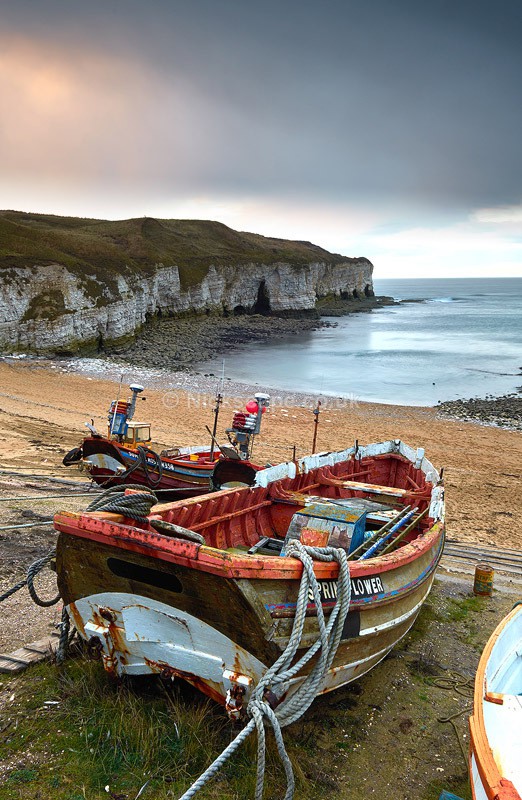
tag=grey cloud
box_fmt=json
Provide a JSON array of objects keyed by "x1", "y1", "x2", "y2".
[{"x1": 1, "y1": 0, "x2": 521, "y2": 210}]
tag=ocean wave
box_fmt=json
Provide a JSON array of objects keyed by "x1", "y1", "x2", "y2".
[
  {"x1": 464, "y1": 367, "x2": 521, "y2": 377},
  {"x1": 427, "y1": 296, "x2": 465, "y2": 303}
]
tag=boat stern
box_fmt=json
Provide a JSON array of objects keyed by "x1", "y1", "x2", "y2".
[{"x1": 68, "y1": 591, "x2": 267, "y2": 706}]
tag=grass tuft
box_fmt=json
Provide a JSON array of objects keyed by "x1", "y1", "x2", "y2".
[{"x1": 0, "y1": 656, "x2": 321, "y2": 799}]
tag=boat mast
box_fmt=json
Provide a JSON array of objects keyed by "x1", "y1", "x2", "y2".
[
  {"x1": 210, "y1": 361, "x2": 225, "y2": 460},
  {"x1": 109, "y1": 373, "x2": 124, "y2": 437}
]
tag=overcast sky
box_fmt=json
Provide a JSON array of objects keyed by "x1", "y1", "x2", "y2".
[{"x1": 1, "y1": 0, "x2": 521, "y2": 277}]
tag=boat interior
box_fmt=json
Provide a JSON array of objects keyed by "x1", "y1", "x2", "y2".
[{"x1": 148, "y1": 452, "x2": 438, "y2": 559}]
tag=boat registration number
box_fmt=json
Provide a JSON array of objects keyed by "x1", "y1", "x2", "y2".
[{"x1": 310, "y1": 574, "x2": 384, "y2": 603}]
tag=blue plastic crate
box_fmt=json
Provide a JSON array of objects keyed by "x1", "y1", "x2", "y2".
[{"x1": 438, "y1": 792, "x2": 465, "y2": 800}]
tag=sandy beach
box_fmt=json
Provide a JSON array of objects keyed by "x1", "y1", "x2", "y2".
[{"x1": 0, "y1": 358, "x2": 520, "y2": 550}]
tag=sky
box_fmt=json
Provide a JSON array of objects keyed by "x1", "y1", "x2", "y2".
[{"x1": 1, "y1": 0, "x2": 521, "y2": 278}]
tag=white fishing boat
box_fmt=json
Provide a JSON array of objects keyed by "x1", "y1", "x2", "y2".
[{"x1": 469, "y1": 604, "x2": 522, "y2": 800}]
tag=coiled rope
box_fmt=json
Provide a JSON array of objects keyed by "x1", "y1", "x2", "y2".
[
  {"x1": 432, "y1": 670, "x2": 474, "y2": 764},
  {"x1": 0, "y1": 549, "x2": 72, "y2": 663},
  {"x1": 85, "y1": 484, "x2": 158, "y2": 522},
  {"x1": 178, "y1": 540, "x2": 351, "y2": 800},
  {"x1": 109, "y1": 446, "x2": 164, "y2": 489}
]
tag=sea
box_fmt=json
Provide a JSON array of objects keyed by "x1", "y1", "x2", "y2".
[{"x1": 196, "y1": 278, "x2": 522, "y2": 407}]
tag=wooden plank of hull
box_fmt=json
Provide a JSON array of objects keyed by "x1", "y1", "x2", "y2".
[
  {"x1": 55, "y1": 508, "x2": 443, "y2": 581},
  {"x1": 62, "y1": 570, "x2": 436, "y2": 705},
  {"x1": 91, "y1": 457, "x2": 213, "y2": 487},
  {"x1": 89, "y1": 468, "x2": 211, "y2": 494},
  {"x1": 56, "y1": 534, "x2": 281, "y2": 666},
  {"x1": 84, "y1": 438, "x2": 215, "y2": 492}
]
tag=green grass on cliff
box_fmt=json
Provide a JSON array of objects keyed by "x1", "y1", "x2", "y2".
[{"x1": 0, "y1": 211, "x2": 365, "y2": 294}]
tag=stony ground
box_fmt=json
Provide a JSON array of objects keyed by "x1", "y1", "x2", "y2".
[
  {"x1": 106, "y1": 297, "x2": 395, "y2": 370},
  {"x1": 437, "y1": 392, "x2": 522, "y2": 430}
]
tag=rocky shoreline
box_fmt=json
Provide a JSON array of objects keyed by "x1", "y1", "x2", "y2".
[
  {"x1": 107, "y1": 313, "x2": 326, "y2": 370},
  {"x1": 437, "y1": 392, "x2": 522, "y2": 430},
  {"x1": 106, "y1": 295, "x2": 396, "y2": 370}
]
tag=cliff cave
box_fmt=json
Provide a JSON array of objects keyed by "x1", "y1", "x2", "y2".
[{"x1": 252, "y1": 280, "x2": 271, "y2": 315}]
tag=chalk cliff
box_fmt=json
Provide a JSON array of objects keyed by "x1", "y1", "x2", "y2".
[{"x1": 0, "y1": 211, "x2": 374, "y2": 353}]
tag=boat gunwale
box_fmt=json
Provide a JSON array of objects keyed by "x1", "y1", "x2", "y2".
[
  {"x1": 54, "y1": 508, "x2": 444, "y2": 582},
  {"x1": 469, "y1": 605, "x2": 522, "y2": 800}
]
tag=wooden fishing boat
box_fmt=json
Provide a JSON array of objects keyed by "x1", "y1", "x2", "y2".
[
  {"x1": 469, "y1": 605, "x2": 522, "y2": 800},
  {"x1": 68, "y1": 436, "x2": 260, "y2": 496},
  {"x1": 62, "y1": 383, "x2": 268, "y2": 496},
  {"x1": 54, "y1": 440, "x2": 445, "y2": 711}
]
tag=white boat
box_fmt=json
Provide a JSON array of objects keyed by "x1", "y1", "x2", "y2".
[{"x1": 469, "y1": 604, "x2": 522, "y2": 800}]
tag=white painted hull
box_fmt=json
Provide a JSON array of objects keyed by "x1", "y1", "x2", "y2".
[{"x1": 469, "y1": 605, "x2": 522, "y2": 800}]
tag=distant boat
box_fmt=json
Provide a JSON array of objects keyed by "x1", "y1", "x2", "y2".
[
  {"x1": 469, "y1": 604, "x2": 522, "y2": 800},
  {"x1": 55, "y1": 440, "x2": 445, "y2": 713},
  {"x1": 62, "y1": 382, "x2": 270, "y2": 496}
]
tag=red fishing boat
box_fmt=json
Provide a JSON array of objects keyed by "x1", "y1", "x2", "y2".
[
  {"x1": 62, "y1": 383, "x2": 270, "y2": 496},
  {"x1": 55, "y1": 440, "x2": 445, "y2": 711}
]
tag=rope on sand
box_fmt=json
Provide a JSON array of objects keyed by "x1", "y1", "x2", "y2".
[{"x1": 0, "y1": 550, "x2": 59, "y2": 606}]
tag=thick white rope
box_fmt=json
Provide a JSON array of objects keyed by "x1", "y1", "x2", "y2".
[{"x1": 178, "y1": 541, "x2": 351, "y2": 800}]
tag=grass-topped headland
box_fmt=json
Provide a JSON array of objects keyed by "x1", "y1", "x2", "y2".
[
  {"x1": 0, "y1": 210, "x2": 374, "y2": 355},
  {"x1": 0, "y1": 210, "x2": 365, "y2": 292}
]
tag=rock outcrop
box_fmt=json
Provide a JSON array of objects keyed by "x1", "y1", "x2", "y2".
[{"x1": 0, "y1": 211, "x2": 374, "y2": 353}]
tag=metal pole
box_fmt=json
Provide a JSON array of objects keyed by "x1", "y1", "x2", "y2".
[
  {"x1": 312, "y1": 400, "x2": 321, "y2": 454},
  {"x1": 378, "y1": 507, "x2": 429, "y2": 555},
  {"x1": 109, "y1": 373, "x2": 124, "y2": 436},
  {"x1": 348, "y1": 506, "x2": 410, "y2": 561},
  {"x1": 209, "y1": 392, "x2": 223, "y2": 461},
  {"x1": 0, "y1": 492, "x2": 102, "y2": 502},
  {"x1": 360, "y1": 507, "x2": 419, "y2": 560},
  {"x1": 0, "y1": 521, "x2": 54, "y2": 531},
  {"x1": 0, "y1": 470, "x2": 94, "y2": 487}
]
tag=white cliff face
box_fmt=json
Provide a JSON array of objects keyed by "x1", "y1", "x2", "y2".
[{"x1": 0, "y1": 258, "x2": 373, "y2": 352}]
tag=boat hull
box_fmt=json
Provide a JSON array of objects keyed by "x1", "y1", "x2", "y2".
[
  {"x1": 77, "y1": 438, "x2": 258, "y2": 497},
  {"x1": 56, "y1": 517, "x2": 443, "y2": 704},
  {"x1": 469, "y1": 605, "x2": 522, "y2": 800},
  {"x1": 55, "y1": 441, "x2": 445, "y2": 706}
]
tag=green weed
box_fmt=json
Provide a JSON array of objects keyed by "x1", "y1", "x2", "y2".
[
  {"x1": 422, "y1": 772, "x2": 471, "y2": 800},
  {"x1": 0, "y1": 657, "x2": 318, "y2": 800},
  {"x1": 446, "y1": 594, "x2": 486, "y2": 623}
]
